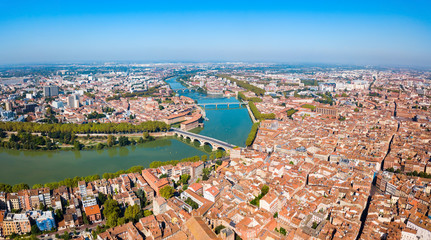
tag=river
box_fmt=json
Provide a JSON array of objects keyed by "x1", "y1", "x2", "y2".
[{"x1": 0, "y1": 76, "x2": 252, "y2": 186}]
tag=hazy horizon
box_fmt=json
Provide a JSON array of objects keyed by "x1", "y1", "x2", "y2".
[{"x1": 1, "y1": 0, "x2": 431, "y2": 67}]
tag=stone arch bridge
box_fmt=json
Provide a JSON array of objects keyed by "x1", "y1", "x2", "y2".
[{"x1": 172, "y1": 128, "x2": 235, "y2": 151}]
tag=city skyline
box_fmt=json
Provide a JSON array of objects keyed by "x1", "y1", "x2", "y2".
[{"x1": 1, "y1": 0, "x2": 431, "y2": 66}]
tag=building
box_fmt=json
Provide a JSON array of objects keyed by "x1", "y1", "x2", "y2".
[
  {"x1": 0, "y1": 192, "x2": 6, "y2": 210},
  {"x1": 259, "y1": 192, "x2": 279, "y2": 214},
  {"x1": 68, "y1": 94, "x2": 80, "y2": 108},
  {"x1": 180, "y1": 114, "x2": 202, "y2": 131},
  {"x1": 43, "y1": 86, "x2": 59, "y2": 97},
  {"x1": 204, "y1": 186, "x2": 220, "y2": 203},
  {"x1": 189, "y1": 183, "x2": 203, "y2": 195},
  {"x1": 142, "y1": 169, "x2": 169, "y2": 196},
  {"x1": 153, "y1": 197, "x2": 167, "y2": 215},
  {"x1": 164, "y1": 111, "x2": 190, "y2": 125},
  {"x1": 0, "y1": 210, "x2": 5, "y2": 237},
  {"x1": 84, "y1": 205, "x2": 102, "y2": 223},
  {"x1": 5, "y1": 101, "x2": 12, "y2": 111},
  {"x1": 185, "y1": 216, "x2": 219, "y2": 240},
  {"x1": 52, "y1": 101, "x2": 64, "y2": 109},
  {"x1": 2, "y1": 213, "x2": 31, "y2": 236},
  {"x1": 27, "y1": 211, "x2": 56, "y2": 232},
  {"x1": 78, "y1": 181, "x2": 87, "y2": 197},
  {"x1": 98, "y1": 222, "x2": 143, "y2": 240},
  {"x1": 82, "y1": 196, "x2": 97, "y2": 208},
  {"x1": 315, "y1": 107, "x2": 337, "y2": 116}
]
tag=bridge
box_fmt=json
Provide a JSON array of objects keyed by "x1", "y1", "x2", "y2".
[
  {"x1": 175, "y1": 88, "x2": 195, "y2": 93},
  {"x1": 197, "y1": 102, "x2": 246, "y2": 109},
  {"x1": 171, "y1": 128, "x2": 236, "y2": 151}
]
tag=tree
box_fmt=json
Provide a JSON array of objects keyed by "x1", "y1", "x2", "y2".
[
  {"x1": 31, "y1": 224, "x2": 41, "y2": 235},
  {"x1": 62, "y1": 231, "x2": 70, "y2": 240},
  {"x1": 159, "y1": 185, "x2": 174, "y2": 199},
  {"x1": 180, "y1": 174, "x2": 190, "y2": 185},
  {"x1": 39, "y1": 203, "x2": 46, "y2": 211},
  {"x1": 55, "y1": 209, "x2": 64, "y2": 222},
  {"x1": 98, "y1": 192, "x2": 108, "y2": 205},
  {"x1": 216, "y1": 151, "x2": 224, "y2": 159},
  {"x1": 0, "y1": 183, "x2": 12, "y2": 193},
  {"x1": 107, "y1": 135, "x2": 115, "y2": 147},
  {"x1": 279, "y1": 227, "x2": 287, "y2": 236},
  {"x1": 96, "y1": 143, "x2": 105, "y2": 150},
  {"x1": 82, "y1": 212, "x2": 89, "y2": 225},
  {"x1": 32, "y1": 183, "x2": 43, "y2": 189},
  {"x1": 143, "y1": 210, "x2": 153, "y2": 217},
  {"x1": 124, "y1": 205, "x2": 140, "y2": 223},
  {"x1": 103, "y1": 199, "x2": 121, "y2": 227},
  {"x1": 12, "y1": 183, "x2": 29, "y2": 192},
  {"x1": 185, "y1": 197, "x2": 199, "y2": 209},
  {"x1": 73, "y1": 140, "x2": 83, "y2": 150},
  {"x1": 214, "y1": 225, "x2": 226, "y2": 234},
  {"x1": 118, "y1": 136, "x2": 130, "y2": 146},
  {"x1": 136, "y1": 189, "x2": 147, "y2": 207},
  {"x1": 246, "y1": 123, "x2": 259, "y2": 146},
  {"x1": 261, "y1": 185, "x2": 269, "y2": 195},
  {"x1": 201, "y1": 155, "x2": 208, "y2": 161}
]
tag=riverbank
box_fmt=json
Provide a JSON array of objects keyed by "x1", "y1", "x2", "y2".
[
  {"x1": 0, "y1": 136, "x2": 208, "y2": 186},
  {"x1": 0, "y1": 130, "x2": 174, "y2": 152},
  {"x1": 0, "y1": 76, "x2": 253, "y2": 186}
]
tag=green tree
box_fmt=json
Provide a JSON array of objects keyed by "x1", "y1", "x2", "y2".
[
  {"x1": 31, "y1": 224, "x2": 41, "y2": 235},
  {"x1": 246, "y1": 123, "x2": 259, "y2": 146},
  {"x1": 12, "y1": 183, "x2": 30, "y2": 192},
  {"x1": 107, "y1": 135, "x2": 115, "y2": 147},
  {"x1": 32, "y1": 183, "x2": 43, "y2": 189},
  {"x1": 143, "y1": 210, "x2": 153, "y2": 217},
  {"x1": 0, "y1": 183, "x2": 12, "y2": 193},
  {"x1": 103, "y1": 199, "x2": 121, "y2": 227},
  {"x1": 180, "y1": 174, "x2": 190, "y2": 185},
  {"x1": 96, "y1": 143, "x2": 105, "y2": 150},
  {"x1": 261, "y1": 185, "x2": 269, "y2": 195},
  {"x1": 124, "y1": 205, "x2": 140, "y2": 223},
  {"x1": 73, "y1": 140, "x2": 83, "y2": 150},
  {"x1": 159, "y1": 185, "x2": 174, "y2": 199},
  {"x1": 98, "y1": 192, "x2": 108, "y2": 205}
]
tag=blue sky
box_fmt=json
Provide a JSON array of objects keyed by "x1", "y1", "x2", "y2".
[{"x1": 0, "y1": 0, "x2": 430, "y2": 66}]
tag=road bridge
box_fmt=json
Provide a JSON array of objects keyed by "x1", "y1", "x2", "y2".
[
  {"x1": 171, "y1": 128, "x2": 236, "y2": 151},
  {"x1": 197, "y1": 102, "x2": 246, "y2": 109},
  {"x1": 175, "y1": 88, "x2": 195, "y2": 93}
]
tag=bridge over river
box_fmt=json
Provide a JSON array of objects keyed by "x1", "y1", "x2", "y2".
[{"x1": 171, "y1": 128, "x2": 236, "y2": 151}]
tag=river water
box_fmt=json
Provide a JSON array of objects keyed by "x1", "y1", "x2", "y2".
[{"x1": 0, "y1": 76, "x2": 252, "y2": 186}]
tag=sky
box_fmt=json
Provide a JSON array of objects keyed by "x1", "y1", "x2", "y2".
[{"x1": 0, "y1": 0, "x2": 430, "y2": 66}]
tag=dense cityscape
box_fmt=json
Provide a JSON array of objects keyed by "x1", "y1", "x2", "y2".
[{"x1": 0, "y1": 63, "x2": 430, "y2": 240}]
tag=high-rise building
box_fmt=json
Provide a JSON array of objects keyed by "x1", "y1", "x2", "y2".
[
  {"x1": 78, "y1": 181, "x2": 87, "y2": 197},
  {"x1": 43, "y1": 86, "x2": 59, "y2": 97},
  {"x1": 68, "y1": 95, "x2": 80, "y2": 108},
  {"x1": 5, "y1": 101, "x2": 12, "y2": 111}
]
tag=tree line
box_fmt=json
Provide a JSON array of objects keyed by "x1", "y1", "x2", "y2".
[
  {"x1": 237, "y1": 92, "x2": 262, "y2": 103},
  {"x1": 0, "y1": 121, "x2": 170, "y2": 134},
  {"x1": 249, "y1": 102, "x2": 275, "y2": 120},
  {"x1": 245, "y1": 123, "x2": 259, "y2": 146},
  {"x1": 218, "y1": 75, "x2": 265, "y2": 96},
  {"x1": 1, "y1": 131, "x2": 57, "y2": 150}
]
